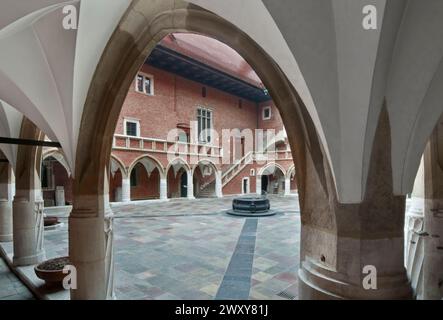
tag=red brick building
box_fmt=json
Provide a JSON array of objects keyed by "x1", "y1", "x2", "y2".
[{"x1": 41, "y1": 33, "x2": 296, "y2": 206}]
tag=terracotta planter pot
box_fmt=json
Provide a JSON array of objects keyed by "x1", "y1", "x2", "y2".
[
  {"x1": 44, "y1": 216, "x2": 59, "y2": 227},
  {"x1": 34, "y1": 257, "x2": 70, "y2": 285}
]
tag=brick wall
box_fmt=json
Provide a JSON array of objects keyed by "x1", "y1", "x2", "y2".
[
  {"x1": 42, "y1": 160, "x2": 73, "y2": 206},
  {"x1": 167, "y1": 167, "x2": 187, "y2": 198},
  {"x1": 116, "y1": 64, "x2": 259, "y2": 148},
  {"x1": 258, "y1": 101, "x2": 285, "y2": 133},
  {"x1": 130, "y1": 164, "x2": 160, "y2": 200},
  {"x1": 42, "y1": 57, "x2": 297, "y2": 205},
  {"x1": 222, "y1": 163, "x2": 257, "y2": 195}
]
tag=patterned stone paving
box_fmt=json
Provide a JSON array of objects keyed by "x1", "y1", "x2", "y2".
[
  {"x1": 0, "y1": 258, "x2": 35, "y2": 300},
  {"x1": 216, "y1": 218, "x2": 258, "y2": 300},
  {"x1": 21, "y1": 195, "x2": 300, "y2": 300}
]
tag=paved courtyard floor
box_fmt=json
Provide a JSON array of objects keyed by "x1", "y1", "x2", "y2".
[
  {"x1": 4, "y1": 195, "x2": 300, "y2": 300},
  {"x1": 0, "y1": 258, "x2": 35, "y2": 300}
]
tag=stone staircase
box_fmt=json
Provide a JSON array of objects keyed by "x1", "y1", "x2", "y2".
[
  {"x1": 197, "y1": 181, "x2": 216, "y2": 198},
  {"x1": 222, "y1": 152, "x2": 254, "y2": 187}
]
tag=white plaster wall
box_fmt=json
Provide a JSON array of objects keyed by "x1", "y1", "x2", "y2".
[{"x1": 0, "y1": 0, "x2": 131, "y2": 175}]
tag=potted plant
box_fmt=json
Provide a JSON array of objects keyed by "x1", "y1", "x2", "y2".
[
  {"x1": 34, "y1": 256, "x2": 70, "y2": 286},
  {"x1": 44, "y1": 216, "x2": 59, "y2": 227}
]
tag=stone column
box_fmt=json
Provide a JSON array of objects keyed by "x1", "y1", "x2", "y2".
[
  {"x1": 0, "y1": 163, "x2": 13, "y2": 242},
  {"x1": 121, "y1": 177, "x2": 130, "y2": 202},
  {"x1": 284, "y1": 177, "x2": 291, "y2": 196},
  {"x1": 215, "y1": 171, "x2": 223, "y2": 198},
  {"x1": 9, "y1": 171, "x2": 15, "y2": 203},
  {"x1": 55, "y1": 186, "x2": 65, "y2": 206},
  {"x1": 70, "y1": 169, "x2": 115, "y2": 300},
  {"x1": 404, "y1": 156, "x2": 425, "y2": 299},
  {"x1": 69, "y1": 196, "x2": 107, "y2": 299},
  {"x1": 256, "y1": 175, "x2": 262, "y2": 195},
  {"x1": 13, "y1": 188, "x2": 45, "y2": 266},
  {"x1": 299, "y1": 107, "x2": 412, "y2": 299},
  {"x1": 187, "y1": 171, "x2": 194, "y2": 199},
  {"x1": 159, "y1": 177, "x2": 167, "y2": 200},
  {"x1": 423, "y1": 128, "x2": 443, "y2": 300},
  {"x1": 12, "y1": 118, "x2": 45, "y2": 266}
]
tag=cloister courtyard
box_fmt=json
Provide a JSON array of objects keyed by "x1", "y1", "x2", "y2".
[{"x1": 0, "y1": 195, "x2": 299, "y2": 300}]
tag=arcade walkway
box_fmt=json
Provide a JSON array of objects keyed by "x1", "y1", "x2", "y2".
[
  {"x1": 1, "y1": 195, "x2": 300, "y2": 300},
  {"x1": 0, "y1": 258, "x2": 34, "y2": 300}
]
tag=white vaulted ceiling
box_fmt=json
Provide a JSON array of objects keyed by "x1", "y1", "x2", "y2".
[
  {"x1": 1, "y1": 0, "x2": 443, "y2": 203},
  {"x1": 0, "y1": 0, "x2": 131, "y2": 174},
  {"x1": 0, "y1": 100, "x2": 23, "y2": 168}
]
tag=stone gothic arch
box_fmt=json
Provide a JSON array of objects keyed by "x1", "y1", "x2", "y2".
[
  {"x1": 42, "y1": 148, "x2": 72, "y2": 177},
  {"x1": 191, "y1": 159, "x2": 218, "y2": 176},
  {"x1": 128, "y1": 154, "x2": 165, "y2": 179},
  {"x1": 287, "y1": 165, "x2": 296, "y2": 179},
  {"x1": 70, "y1": 0, "x2": 341, "y2": 300},
  {"x1": 258, "y1": 162, "x2": 286, "y2": 177},
  {"x1": 110, "y1": 155, "x2": 128, "y2": 179}
]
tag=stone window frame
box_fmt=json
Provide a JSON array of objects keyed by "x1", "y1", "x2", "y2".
[
  {"x1": 196, "y1": 106, "x2": 214, "y2": 144},
  {"x1": 124, "y1": 117, "x2": 140, "y2": 137},
  {"x1": 262, "y1": 106, "x2": 272, "y2": 120},
  {"x1": 135, "y1": 72, "x2": 155, "y2": 96}
]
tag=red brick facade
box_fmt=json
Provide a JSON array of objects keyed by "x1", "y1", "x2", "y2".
[{"x1": 42, "y1": 36, "x2": 296, "y2": 205}]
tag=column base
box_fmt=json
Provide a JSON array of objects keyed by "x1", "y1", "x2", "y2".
[
  {"x1": 0, "y1": 234, "x2": 12, "y2": 242},
  {"x1": 298, "y1": 258, "x2": 413, "y2": 300},
  {"x1": 13, "y1": 250, "x2": 46, "y2": 266},
  {"x1": 69, "y1": 213, "x2": 107, "y2": 300}
]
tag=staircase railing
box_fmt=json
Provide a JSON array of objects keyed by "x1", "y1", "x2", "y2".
[{"x1": 222, "y1": 152, "x2": 254, "y2": 186}]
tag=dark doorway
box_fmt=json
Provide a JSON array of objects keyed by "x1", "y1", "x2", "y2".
[
  {"x1": 261, "y1": 175, "x2": 268, "y2": 193},
  {"x1": 241, "y1": 137, "x2": 245, "y2": 157},
  {"x1": 243, "y1": 178, "x2": 248, "y2": 194},
  {"x1": 180, "y1": 171, "x2": 188, "y2": 197}
]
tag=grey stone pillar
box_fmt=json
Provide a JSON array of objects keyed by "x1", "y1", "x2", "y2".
[
  {"x1": 159, "y1": 177, "x2": 167, "y2": 200},
  {"x1": 55, "y1": 186, "x2": 65, "y2": 206},
  {"x1": 70, "y1": 169, "x2": 115, "y2": 300},
  {"x1": 121, "y1": 177, "x2": 130, "y2": 202},
  {"x1": 0, "y1": 163, "x2": 13, "y2": 242},
  {"x1": 256, "y1": 175, "x2": 262, "y2": 195},
  {"x1": 284, "y1": 177, "x2": 291, "y2": 196},
  {"x1": 215, "y1": 171, "x2": 223, "y2": 198},
  {"x1": 423, "y1": 132, "x2": 443, "y2": 300},
  {"x1": 13, "y1": 188, "x2": 45, "y2": 266},
  {"x1": 187, "y1": 170, "x2": 194, "y2": 199}
]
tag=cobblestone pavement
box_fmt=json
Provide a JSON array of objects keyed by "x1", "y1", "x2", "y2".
[
  {"x1": 0, "y1": 258, "x2": 35, "y2": 300},
  {"x1": 44, "y1": 195, "x2": 301, "y2": 300}
]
